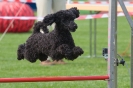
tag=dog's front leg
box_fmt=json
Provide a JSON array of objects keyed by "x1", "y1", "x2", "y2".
[
  {"x1": 73, "y1": 46, "x2": 84, "y2": 56},
  {"x1": 49, "y1": 50, "x2": 62, "y2": 61},
  {"x1": 62, "y1": 46, "x2": 84, "y2": 60},
  {"x1": 56, "y1": 44, "x2": 72, "y2": 57}
]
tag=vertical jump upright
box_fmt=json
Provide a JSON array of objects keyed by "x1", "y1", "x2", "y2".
[
  {"x1": 108, "y1": 0, "x2": 133, "y2": 88},
  {"x1": 108, "y1": 0, "x2": 117, "y2": 88}
]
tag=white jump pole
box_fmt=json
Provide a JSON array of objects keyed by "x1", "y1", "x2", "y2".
[{"x1": 108, "y1": 0, "x2": 117, "y2": 88}]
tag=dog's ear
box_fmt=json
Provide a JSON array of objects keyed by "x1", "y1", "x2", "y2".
[
  {"x1": 54, "y1": 10, "x2": 66, "y2": 23},
  {"x1": 42, "y1": 14, "x2": 55, "y2": 26},
  {"x1": 69, "y1": 7, "x2": 80, "y2": 18}
]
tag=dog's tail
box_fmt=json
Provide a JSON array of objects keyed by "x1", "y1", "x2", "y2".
[
  {"x1": 33, "y1": 21, "x2": 49, "y2": 34},
  {"x1": 17, "y1": 43, "x2": 25, "y2": 60}
]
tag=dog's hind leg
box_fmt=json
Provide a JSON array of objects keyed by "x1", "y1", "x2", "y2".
[
  {"x1": 38, "y1": 53, "x2": 48, "y2": 62},
  {"x1": 17, "y1": 44, "x2": 25, "y2": 60}
]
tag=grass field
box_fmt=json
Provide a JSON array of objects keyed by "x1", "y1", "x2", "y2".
[{"x1": 0, "y1": 10, "x2": 132, "y2": 88}]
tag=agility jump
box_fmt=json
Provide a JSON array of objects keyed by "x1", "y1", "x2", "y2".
[{"x1": 0, "y1": 0, "x2": 132, "y2": 88}]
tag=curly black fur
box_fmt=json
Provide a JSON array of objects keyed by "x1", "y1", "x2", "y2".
[
  {"x1": 17, "y1": 7, "x2": 84, "y2": 63},
  {"x1": 33, "y1": 21, "x2": 49, "y2": 34}
]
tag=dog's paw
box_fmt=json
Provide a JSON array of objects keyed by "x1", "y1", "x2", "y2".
[
  {"x1": 73, "y1": 46, "x2": 84, "y2": 55},
  {"x1": 17, "y1": 57, "x2": 24, "y2": 60}
]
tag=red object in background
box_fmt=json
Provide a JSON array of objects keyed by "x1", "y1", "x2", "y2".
[{"x1": 0, "y1": 1, "x2": 35, "y2": 33}]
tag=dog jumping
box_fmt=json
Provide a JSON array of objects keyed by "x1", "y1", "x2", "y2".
[{"x1": 17, "y1": 7, "x2": 84, "y2": 63}]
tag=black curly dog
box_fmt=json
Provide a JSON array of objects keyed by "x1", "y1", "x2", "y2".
[{"x1": 17, "y1": 7, "x2": 84, "y2": 63}]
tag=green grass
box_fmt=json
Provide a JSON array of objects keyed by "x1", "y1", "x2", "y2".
[{"x1": 0, "y1": 12, "x2": 131, "y2": 88}]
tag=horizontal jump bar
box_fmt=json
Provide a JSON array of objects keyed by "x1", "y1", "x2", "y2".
[{"x1": 0, "y1": 75, "x2": 109, "y2": 83}]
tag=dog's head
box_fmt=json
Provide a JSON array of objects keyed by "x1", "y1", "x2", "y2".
[{"x1": 42, "y1": 7, "x2": 80, "y2": 32}]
